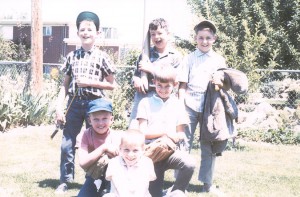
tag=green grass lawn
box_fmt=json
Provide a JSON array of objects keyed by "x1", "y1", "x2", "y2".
[{"x1": 0, "y1": 125, "x2": 299, "y2": 197}]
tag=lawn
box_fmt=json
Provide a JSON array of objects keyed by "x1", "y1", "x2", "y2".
[{"x1": 0, "y1": 125, "x2": 299, "y2": 197}]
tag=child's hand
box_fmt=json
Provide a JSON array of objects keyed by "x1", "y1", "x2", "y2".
[
  {"x1": 166, "y1": 132, "x2": 179, "y2": 143},
  {"x1": 55, "y1": 109, "x2": 65, "y2": 125},
  {"x1": 104, "y1": 144, "x2": 119, "y2": 158},
  {"x1": 133, "y1": 77, "x2": 147, "y2": 94},
  {"x1": 138, "y1": 60, "x2": 153, "y2": 74},
  {"x1": 211, "y1": 71, "x2": 224, "y2": 90}
]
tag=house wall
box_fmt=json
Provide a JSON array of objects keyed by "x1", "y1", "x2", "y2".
[
  {"x1": 13, "y1": 25, "x2": 70, "y2": 63},
  {"x1": 12, "y1": 25, "x2": 120, "y2": 64}
]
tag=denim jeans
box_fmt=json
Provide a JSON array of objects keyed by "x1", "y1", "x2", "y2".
[
  {"x1": 198, "y1": 140, "x2": 228, "y2": 185},
  {"x1": 60, "y1": 98, "x2": 91, "y2": 183},
  {"x1": 184, "y1": 105, "x2": 203, "y2": 152},
  {"x1": 77, "y1": 176, "x2": 110, "y2": 197},
  {"x1": 149, "y1": 150, "x2": 196, "y2": 197}
]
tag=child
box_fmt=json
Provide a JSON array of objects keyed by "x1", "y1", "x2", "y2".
[
  {"x1": 103, "y1": 129, "x2": 156, "y2": 197},
  {"x1": 178, "y1": 20, "x2": 227, "y2": 194},
  {"x1": 129, "y1": 18, "x2": 182, "y2": 127},
  {"x1": 76, "y1": 98, "x2": 120, "y2": 197},
  {"x1": 137, "y1": 65, "x2": 195, "y2": 197},
  {"x1": 54, "y1": 11, "x2": 116, "y2": 194}
]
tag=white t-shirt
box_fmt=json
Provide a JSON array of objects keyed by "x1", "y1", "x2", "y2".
[
  {"x1": 105, "y1": 155, "x2": 156, "y2": 197},
  {"x1": 136, "y1": 94, "x2": 188, "y2": 135}
]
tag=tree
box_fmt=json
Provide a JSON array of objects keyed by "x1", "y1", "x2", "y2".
[
  {"x1": 187, "y1": 0, "x2": 300, "y2": 71},
  {"x1": 0, "y1": 37, "x2": 17, "y2": 61}
]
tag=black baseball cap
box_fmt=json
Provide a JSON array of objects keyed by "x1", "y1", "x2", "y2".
[
  {"x1": 194, "y1": 20, "x2": 217, "y2": 34},
  {"x1": 76, "y1": 11, "x2": 100, "y2": 31}
]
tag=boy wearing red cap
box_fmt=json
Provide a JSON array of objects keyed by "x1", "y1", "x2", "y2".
[{"x1": 55, "y1": 11, "x2": 116, "y2": 194}]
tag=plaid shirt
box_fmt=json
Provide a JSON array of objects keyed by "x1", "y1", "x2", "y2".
[
  {"x1": 178, "y1": 49, "x2": 227, "y2": 112},
  {"x1": 63, "y1": 46, "x2": 115, "y2": 97}
]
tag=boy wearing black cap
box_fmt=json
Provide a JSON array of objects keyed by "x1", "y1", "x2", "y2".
[
  {"x1": 76, "y1": 98, "x2": 120, "y2": 197},
  {"x1": 55, "y1": 11, "x2": 116, "y2": 194},
  {"x1": 178, "y1": 20, "x2": 227, "y2": 194}
]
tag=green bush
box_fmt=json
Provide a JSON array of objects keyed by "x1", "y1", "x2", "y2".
[{"x1": 238, "y1": 128, "x2": 300, "y2": 145}]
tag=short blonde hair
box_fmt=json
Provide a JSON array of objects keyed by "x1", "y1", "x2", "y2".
[
  {"x1": 121, "y1": 129, "x2": 145, "y2": 148},
  {"x1": 153, "y1": 63, "x2": 177, "y2": 84}
]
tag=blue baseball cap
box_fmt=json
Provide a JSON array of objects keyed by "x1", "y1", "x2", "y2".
[{"x1": 87, "y1": 98, "x2": 113, "y2": 114}]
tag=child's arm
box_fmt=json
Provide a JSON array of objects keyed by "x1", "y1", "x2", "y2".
[
  {"x1": 178, "y1": 82, "x2": 187, "y2": 102},
  {"x1": 76, "y1": 73, "x2": 116, "y2": 90},
  {"x1": 78, "y1": 143, "x2": 117, "y2": 170},
  {"x1": 55, "y1": 75, "x2": 71, "y2": 124}
]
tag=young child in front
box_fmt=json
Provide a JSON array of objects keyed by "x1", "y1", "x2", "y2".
[
  {"x1": 103, "y1": 129, "x2": 156, "y2": 197},
  {"x1": 54, "y1": 11, "x2": 116, "y2": 194},
  {"x1": 76, "y1": 98, "x2": 120, "y2": 197},
  {"x1": 129, "y1": 18, "x2": 182, "y2": 127},
  {"x1": 137, "y1": 65, "x2": 195, "y2": 197},
  {"x1": 178, "y1": 20, "x2": 227, "y2": 194}
]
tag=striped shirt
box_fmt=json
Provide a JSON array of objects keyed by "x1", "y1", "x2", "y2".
[
  {"x1": 63, "y1": 46, "x2": 115, "y2": 98},
  {"x1": 178, "y1": 49, "x2": 226, "y2": 112}
]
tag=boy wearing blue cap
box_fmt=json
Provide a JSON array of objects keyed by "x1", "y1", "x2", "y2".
[
  {"x1": 76, "y1": 98, "x2": 121, "y2": 197},
  {"x1": 54, "y1": 11, "x2": 116, "y2": 194}
]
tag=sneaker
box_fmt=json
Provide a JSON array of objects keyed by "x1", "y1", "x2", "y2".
[
  {"x1": 163, "y1": 185, "x2": 188, "y2": 197},
  {"x1": 164, "y1": 189, "x2": 186, "y2": 197},
  {"x1": 54, "y1": 183, "x2": 68, "y2": 194}
]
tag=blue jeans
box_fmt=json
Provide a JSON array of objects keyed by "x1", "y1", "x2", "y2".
[
  {"x1": 149, "y1": 150, "x2": 196, "y2": 197},
  {"x1": 198, "y1": 140, "x2": 228, "y2": 185},
  {"x1": 78, "y1": 176, "x2": 110, "y2": 197},
  {"x1": 60, "y1": 98, "x2": 91, "y2": 183},
  {"x1": 184, "y1": 105, "x2": 202, "y2": 152}
]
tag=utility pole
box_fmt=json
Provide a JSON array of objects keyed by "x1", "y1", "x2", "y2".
[{"x1": 30, "y1": 0, "x2": 43, "y2": 94}]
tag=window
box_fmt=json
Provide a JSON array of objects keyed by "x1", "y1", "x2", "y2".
[
  {"x1": 43, "y1": 26, "x2": 52, "y2": 36},
  {"x1": 101, "y1": 27, "x2": 117, "y2": 39}
]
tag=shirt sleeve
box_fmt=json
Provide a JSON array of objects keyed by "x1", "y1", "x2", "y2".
[
  {"x1": 63, "y1": 52, "x2": 74, "y2": 76},
  {"x1": 100, "y1": 51, "x2": 116, "y2": 77},
  {"x1": 145, "y1": 157, "x2": 156, "y2": 181},
  {"x1": 105, "y1": 156, "x2": 118, "y2": 181},
  {"x1": 75, "y1": 129, "x2": 88, "y2": 149},
  {"x1": 177, "y1": 54, "x2": 190, "y2": 83},
  {"x1": 136, "y1": 97, "x2": 148, "y2": 121},
  {"x1": 176, "y1": 101, "x2": 189, "y2": 126}
]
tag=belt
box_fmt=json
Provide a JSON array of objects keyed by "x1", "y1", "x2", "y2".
[{"x1": 70, "y1": 94, "x2": 100, "y2": 100}]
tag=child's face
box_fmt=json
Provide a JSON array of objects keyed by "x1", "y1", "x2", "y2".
[
  {"x1": 120, "y1": 141, "x2": 144, "y2": 167},
  {"x1": 89, "y1": 111, "x2": 113, "y2": 135},
  {"x1": 195, "y1": 29, "x2": 216, "y2": 53},
  {"x1": 154, "y1": 80, "x2": 175, "y2": 101},
  {"x1": 77, "y1": 20, "x2": 99, "y2": 48},
  {"x1": 150, "y1": 27, "x2": 169, "y2": 53}
]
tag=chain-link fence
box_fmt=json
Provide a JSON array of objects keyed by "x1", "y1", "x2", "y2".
[{"x1": 1, "y1": 61, "x2": 299, "y2": 109}]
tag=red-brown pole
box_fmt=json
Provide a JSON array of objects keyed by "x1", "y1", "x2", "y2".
[{"x1": 30, "y1": 0, "x2": 43, "y2": 94}]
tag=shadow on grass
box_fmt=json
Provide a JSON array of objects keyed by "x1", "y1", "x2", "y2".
[
  {"x1": 37, "y1": 179, "x2": 82, "y2": 190},
  {"x1": 163, "y1": 180, "x2": 200, "y2": 193}
]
